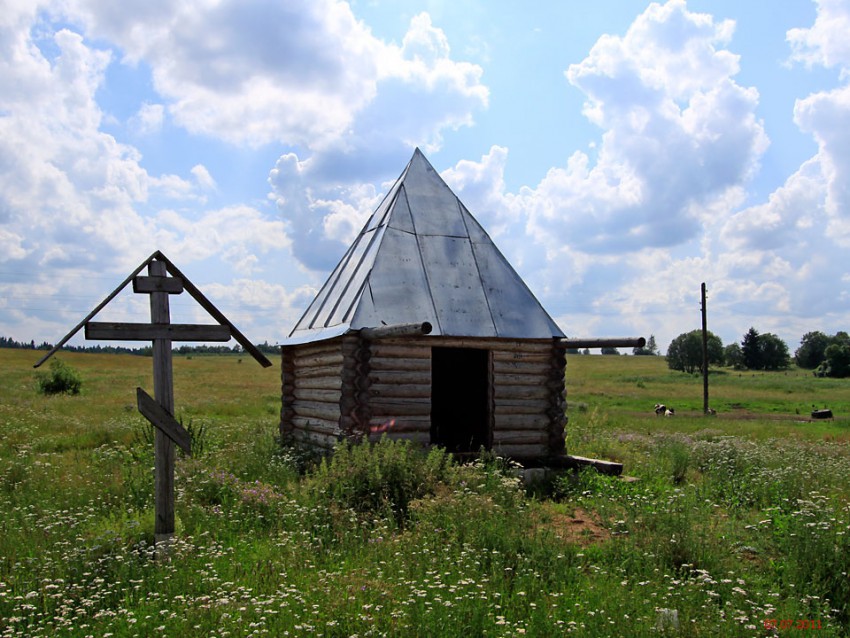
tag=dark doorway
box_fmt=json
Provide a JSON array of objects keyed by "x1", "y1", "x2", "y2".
[{"x1": 431, "y1": 347, "x2": 490, "y2": 454}]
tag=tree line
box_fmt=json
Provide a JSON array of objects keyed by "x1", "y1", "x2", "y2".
[
  {"x1": 665, "y1": 328, "x2": 850, "y2": 378},
  {"x1": 0, "y1": 336, "x2": 281, "y2": 356}
]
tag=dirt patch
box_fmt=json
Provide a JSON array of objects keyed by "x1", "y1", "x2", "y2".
[{"x1": 540, "y1": 505, "x2": 611, "y2": 547}]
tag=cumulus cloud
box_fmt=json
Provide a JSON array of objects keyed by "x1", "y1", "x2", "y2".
[
  {"x1": 701, "y1": 0, "x2": 850, "y2": 332},
  {"x1": 130, "y1": 102, "x2": 164, "y2": 135},
  {"x1": 0, "y1": 3, "x2": 304, "y2": 342},
  {"x1": 66, "y1": 0, "x2": 487, "y2": 157},
  {"x1": 4, "y1": 0, "x2": 850, "y2": 352},
  {"x1": 265, "y1": 11, "x2": 488, "y2": 271},
  {"x1": 532, "y1": 0, "x2": 767, "y2": 255},
  {"x1": 200, "y1": 278, "x2": 317, "y2": 338},
  {"x1": 65, "y1": 0, "x2": 383, "y2": 148},
  {"x1": 439, "y1": 1, "x2": 849, "y2": 348},
  {"x1": 191, "y1": 165, "x2": 217, "y2": 192},
  {"x1": 788, "y1": 0, "x2": 850, "y2": 70},
  {"x1": 156, "y1": 205, "x2": 290, "y2": 275}
]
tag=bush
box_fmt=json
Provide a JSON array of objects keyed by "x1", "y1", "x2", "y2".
[
  {"x1": 36, "y1": 358, "x2": 82, "y2": 395},
  {"x1": 817, "y1": 343, "x2": 850, "y2": 378},
  {"x1": 306, "y1": 437, "x2": 452, "y2": 527}
]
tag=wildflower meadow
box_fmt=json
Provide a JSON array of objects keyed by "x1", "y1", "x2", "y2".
[{"x1": 1, "y1": 349, "x2": 849, "y2": 637}]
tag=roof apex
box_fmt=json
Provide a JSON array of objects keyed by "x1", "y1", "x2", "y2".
[{"x1": 285, "y1": 149, "x2": 564, "y2": 344}]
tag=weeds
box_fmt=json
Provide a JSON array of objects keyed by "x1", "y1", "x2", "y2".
[
  {"x1": 3, "y1": 350, "x2": 850, "y2": 636},
  {"x1": 306, "y1": 437, "x2": 452, "y2": 527}
]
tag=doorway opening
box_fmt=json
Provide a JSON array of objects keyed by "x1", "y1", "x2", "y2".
[{"x1": 431, "y1": 347, "x2": 490, "y2": 455}]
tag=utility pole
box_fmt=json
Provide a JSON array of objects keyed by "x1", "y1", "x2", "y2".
[{"x1": 701, "y1": 282, "x2": 709, "y2": 414}]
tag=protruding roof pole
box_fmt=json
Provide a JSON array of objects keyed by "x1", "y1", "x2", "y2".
[
  {"x1": 559, "y1": 337, "x2": 646, "y2": 350},
  {"x1": 359, "y1": 322, "x2": 433, "y2": 340}
]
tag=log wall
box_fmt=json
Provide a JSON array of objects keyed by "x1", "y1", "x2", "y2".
[
  {"x1": 367, "y1": 337, "x2": 565, "y2": 460},
  {"x1": 490, "y1": 340, "x2": 558, "y2": 460},
  {"x1": 281, "y1": 335, "x2": 568, "y2": 461},
  {"x1": 281, "y1": 339, "x2": 345, "y2": 451},
  {"x1": 366, "y1": 338, "x2": 432, "y2": 445}
]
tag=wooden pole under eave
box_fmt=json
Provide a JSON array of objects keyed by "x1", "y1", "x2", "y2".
[
  {"x1": 559, "y1": 337, "x2": 646, "y2": 350},
  {"x1": 149, "y1": 259, "x2": 176, "y2": 545}
]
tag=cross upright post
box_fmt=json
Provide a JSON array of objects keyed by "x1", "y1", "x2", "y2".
[{"x1": 148, "y1": 258, "x2": 177, "y2": 544}]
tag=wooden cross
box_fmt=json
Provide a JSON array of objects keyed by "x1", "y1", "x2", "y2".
[{"x1": 35, "y1": 251, "x2": 271, "y2": 546}]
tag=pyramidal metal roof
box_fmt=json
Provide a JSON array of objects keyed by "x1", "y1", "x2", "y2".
[{"x1": 285, "y1": 148, "x2": 564, "y2": 344}]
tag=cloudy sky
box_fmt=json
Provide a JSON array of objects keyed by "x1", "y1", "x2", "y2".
[{"x1": 2, "y1": 0, "x2": 849, "y2": 355}]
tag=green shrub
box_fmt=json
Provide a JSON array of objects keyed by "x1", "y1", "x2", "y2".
[
  {"x1": 35, "y1": 358, "x2": 82, "y2": 395},
  {"x1": 306, "y1": 437, "x2": 452, "y2": 527}
]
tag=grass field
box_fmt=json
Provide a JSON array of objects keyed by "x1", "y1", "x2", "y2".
[{"x1": 1, "y1": 349, "x2": 849, "y2": 637}]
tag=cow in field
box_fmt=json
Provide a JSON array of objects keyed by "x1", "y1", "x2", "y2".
[{"x1": 654, "y1": 403, "x2": 675, "y2": 416}]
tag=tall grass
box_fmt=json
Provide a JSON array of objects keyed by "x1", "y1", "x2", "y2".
[{"x1": 1, "y1": 349, "x2": 849, "y2": 636}]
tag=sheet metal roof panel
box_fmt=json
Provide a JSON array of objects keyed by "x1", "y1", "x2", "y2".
[
  {"x1": 419, "y1": 234, "x2": 496, "y2": 336},
  {"x1": 461, "y1": 203, "x2": 494, "y2": 244},
  {"x1": 280, "y1": 324, "x2": 349, "y2": 346},
  {"x1": 323, "y1": 223, "x2": 386, "y2": 327},
  {"x1": 473, "y1": 242, "x2": 565, "y2": 338},
  {"x1": 289, "y1": 224, "x2": 384, "y2": 334},
  {"x1": 403, "y1": 159, "x2": 467, "y2": 237},
  {"x1": 351, "y1": 227, "x2": 439, "y2": 330},
  {"x1": 386, "y1": 187, "x2": 415, "y2": 234},
  {"x1": 289, "y1": 244, "x2": 354, "y2": 332}
]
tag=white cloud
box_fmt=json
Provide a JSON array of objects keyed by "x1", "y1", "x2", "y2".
[
  {"x1": 130, "y1": 102, "x2": 164, "y2": 135},
  {"x1": 265, "y1": 10, "x2": 488, "y2": 271},
  {"x1": 4, "y1": 0, "x2": 850, "y2": 354},
  {"x1": 65, "y1": 0, "x2": 384, "y2": 148},
  {"x1": 156, "y1": 205, "x2": 290, "y2": 275},
  {"x1": 200, "y1": 278, "x2": 317, "y2": 340},
  {"x1": 436, "y1": 1, "x2": 849, "y2": 351},
  {"x1": 545, "y1": 0, "x2": 767, "y2": 256},
  {"x1": 788, "y1": 0, "x2": 850, "y2": 71},
  {"x1": 0, "y1": 228, "x2": 28, "y2": 261},
  {"x1": 720, "y1": 157, "x2": 825, "y2": 251},
  {"x1": 66, "y1": 1, "x2": 487, "y2": 157},
  {"x1": 190, "y1": 164, "x2": 217, "y2": 192},
  {"x1": 0, "y1": 5, "x2": 308, "y2": 344},
  {"x1": 794, "y1": 84, "x2": 850, "y2": 222}
]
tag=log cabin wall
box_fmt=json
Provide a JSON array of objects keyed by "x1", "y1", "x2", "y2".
[
  {"x1": 365, "y1": 336, "x2": 566, "y2": 461},
  {"x1": 281, "y1": 335, "x2": 568, "y2": 461},
  {"x1": 366, "y1": 338, "x2": 433, "y2": 446},
  {"x1": 488, "y1": 338, "x2": 563, "y2": 461},
  {"x1": 281, "y1": 338, "x2": 345, "y2": 452}
]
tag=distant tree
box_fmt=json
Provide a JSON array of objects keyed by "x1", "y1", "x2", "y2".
[
  {"x1": 633, "y1": 334, "x2": 659, "y2": 356},
  {"x1": 740, "y1": 327, "x2": 790, "y2": 370},
  {"x1": 759, "y1": 333, "x2": 791, "y2": 370},
  {"x1": 741, "y1": 327, "x2": 761, "y2": 370},
  {"x1": 666, "y1": 330, "x2": 723, "y2": 374},
  {"x1": 795, "y1": 331, "x2": 831, "y2": 369},
  {"x1": 816, "y1": 334, "x2": 850, "y2": 378},
  {"x1": 817, "y1": 345, "x2": 850, "y2": 378},
  {"x1": 724, "y1": 342, "x2": 745, "y2": 369},
  {"x1": 601, "y1": 347, "x2": 620, "y2": 355}
]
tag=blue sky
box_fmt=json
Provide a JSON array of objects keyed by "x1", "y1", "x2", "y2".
[{"x1": 2, "y1": 0, "x2": 850, "y2": 354}]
